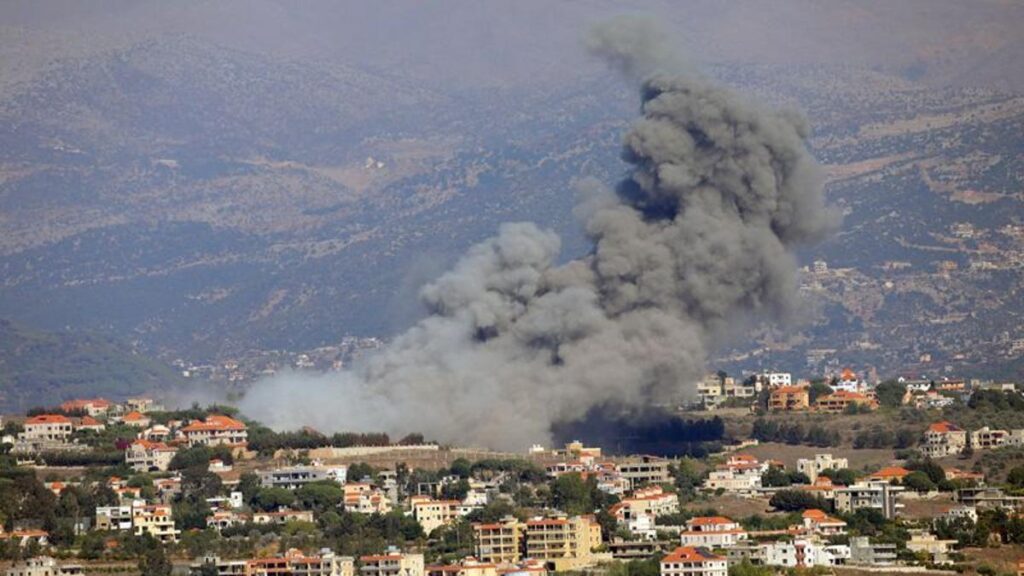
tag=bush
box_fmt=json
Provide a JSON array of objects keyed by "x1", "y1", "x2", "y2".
[{"x1": 769, "y1": 489, "x2": 828, "y2": 512}]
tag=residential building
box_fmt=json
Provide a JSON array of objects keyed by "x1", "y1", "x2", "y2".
[
  {"x1": 867, "y1": 466, "x2": 911, "y2": 483},
  {"x1": 678, "y1": 517, "x2": 747, "y2": 548},
  {"x1": 759, "y1": 539, "x2": 849, "y2": 568},
  {"x1": 21, "y1": 415, "x2": 73, "y2": 443},
  {"x1": 426, "y1": 559, "x2": 498, "y2": 576},
  {"x1": 95, "y1": 505, "x2": 133, "y2": 531},
  {"x1": 124, "y1": 398, "x2": 161, "y2": 414},
  {"x1": 75, "y1": 416, "x2": 105, "y2": 433},
  {"x1": 906, "y1": 530, "x2": 957, "y2": 564},
  {"x1": 971, "y1": 427, "x2": 1009, "y2": 450},
  {"x1": 252, "y1": 509, "x2": 315, "y2": 525},
  {"x1": 955, "y1": 487, "x2": 1024, "y2": 510},
  {"x1": 615, "y1": 456, "x2": 671, "y2": 489},
  {"x1": 206, "y1": 510, "x2": 251, "y2": 531},
  {"x1": 132, "y1": 504, "x2": 179, "y2": 543},
  {"x1": 696, "y1": 375, "x2": 725, "y2": 408},
  {"x1": 800, "y1": 509, "x2": 847, "y2": 536},
  {"x1": 411, "y1": 497, "x2": 462, "y2": 535},
  {"x1": 814, "y1": 390, "x2": 878, "y2": 413},
  {"x1": 849, "y1": 537, "x2": 897, "y2": 566},
  {"x1": 835, "y1": 482, "x2": 904, "y2": 519},
  {"x1": 831, "y1": 368, "x2": 865, "y2": 393},
  {"x1": 181, "y1": 414, "x2": 248, "y2": 447},
  {"x1": 59, "y1": 398, "x2": 112, "y2": 417},
  {"x1": 796, "y1": 454, "x2": 848, "y2": 483},
  {"x1": 921, "y1": 422, "x2": 968, "y2": 458},
  {"x1": 659, "y1": 546, "x2": 727, "y2": 576},
  {"x1": 610, "y1": 486, "x2": 679, "y2": 525},
  {"x1": 761, "y1": 372, "x2": 792, "y2": 388},
  {"x1": 125, "y1": 439, "x2": 177, "y2": 472},
  {"x1": 192, "y1": 549, "x2": 354, "y2": 576},
  {"x1": 768, "y1": 386, "x2": 809, "y2": 412},
  {"x1": 360, "y1": 553, "x2": 424, "y2": 576},
  {"x1": 119, "y1": 411, "x2": 151, "y2": 428},
  {"x1": 259, "y1": 465, "x2": 348, "y2": 490},
  {"x1": 702, "y1": 454, "x2": 766, "y2": 494},
  {"x1": 4, "y1": 556, "x2": 83, "y2": 576},
  {"x1": 941, "y1": 505, "x2": 978, "y2": 524},
  {"x1": 474, "y1": 517, "x2": 523, "y2": 564},
  {"x1": 523, "y1": 516, "x2": 604, "y2": 571}
]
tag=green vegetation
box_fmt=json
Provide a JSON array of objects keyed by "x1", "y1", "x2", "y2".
[{"x1": 0, "y1": 319, "x2": 184, "y2": 412}]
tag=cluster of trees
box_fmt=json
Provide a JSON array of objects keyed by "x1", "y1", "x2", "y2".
[
  {"x1": 751, "y1": 419, "x2": 841, "y2": 447},
  {"x1": 245, "y1": 427, "x2": 427, "y2": 456},
  {"x1": 852, "y1": 425, "x2": 917, "y2": 450},
  {"x1": 934, "y1": 508, "x2": 1024, "y2": 547},
  {"x1": 760, "y1": 466, "x2": 810, "y2": 488},
  {"x1": 767, "y1": 489, "x2": 830, "y2": 512}
]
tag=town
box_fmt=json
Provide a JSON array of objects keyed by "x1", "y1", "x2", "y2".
[{"x1": 1, "y1": 368, "x2": 1023, "y2": 575}]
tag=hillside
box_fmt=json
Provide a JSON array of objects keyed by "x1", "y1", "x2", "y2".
[{"x1": 0, "y1": 319, "x2": 184, "y2": 411}]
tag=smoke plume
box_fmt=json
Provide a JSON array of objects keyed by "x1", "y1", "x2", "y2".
[{"x1": 240, "y1": 18, "x2": 840, "y2": 450}]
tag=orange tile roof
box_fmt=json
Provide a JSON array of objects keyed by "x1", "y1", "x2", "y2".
[
  {"x1": 182, "y1": 414, "x2": 246, "y2": 432},
  {"x1": 869, "y1": 466, "x2": 911, "y2": 479},
  {"x1": 80, "y1": 416, "x2": 103, "y2": 426},
  {"x1": 928, "y1": 421, "x2": 962, "y2": 433},
  {"x1": 123, "y1": 411, "x2": 148, "y2": 422},
  {"x1": 60, "y1": 398, "x2": 111, "y2": 410},
  {"x1": 26, "y1": 414, "x2": 71, "y2": 425},
  {"x1": 688, "y1": 516, "x2": 735, "y2": 526},
  {"x1": 662, "y1": 546, "x2": 723, "y2": 563}
]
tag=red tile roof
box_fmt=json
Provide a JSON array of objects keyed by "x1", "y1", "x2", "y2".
[
  {"x1": 26, "y1": 414, "x2": 71, "y2": 425},
  {"x1": 662, "y1": 546, "x2": 723, "y2": 563},
  {"x1": 182, "y1": 414, "x2": 246, "y2": 432}
]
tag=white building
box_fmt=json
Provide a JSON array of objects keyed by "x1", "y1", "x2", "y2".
[
  {"x1": 796, "y1": 454, "x2": 849, "y2": 483},
  {"x1": 4, "y1": 556, "x2": 83, "y2": 576},
  {"x1": 259, "y1": 465, "x2": 347, "y2": 490},
  {"x1": 679, "y1": 517, "x2": 747, "y2": 548},
  {"x1": 660, "y1": 547, "x2": 727, "y2": 576}
]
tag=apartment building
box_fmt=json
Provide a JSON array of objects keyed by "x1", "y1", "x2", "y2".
[
  {"x1": 835, "y1": 482, "x2": 904, "y2": 520},
  {"x1": 971, "y1": 427, "x2": 1009, "y2": 450},
  {"x1": 181, "y1": 414, "x2": 248, "y2": 447},
  {"x1": 132, "y1": 504, "x2": 179, "y2": 543},
  {"x1": 4, "y1": 556, "x2": 83, "y2": 576},
  {"x1": 768, "y1": 386, "x2": 809, "y2": 412},
  {"x1": 921, "y1": 422, "x2": 968, "y2": 458},
  {"x1": 192, "y1": 549, "x2": 354, "y2": 576},
  {"x1": 800, "y1": 509, "x2": 847, "y2": 536},
  {"x1": 814, "y1": 390, "x2": 878, "y2": 413},
  {"x1": 59, "y1": 398, "x2": 112, "y2": 417},
  {"x1": 411, "y1": 497, "x2": 462, "y2": 535},
  {"x1": 796, "y1": 454, "x2": 849, "y2": 483},
  {"x1": 678, "y1": 517, "x2": 747, "y2": 548},
  {"x1": 659, "y1": 546, "x2": 727, "y2": 576},
  {"x1": 125, "y1": 439, "x2": 177, "y2": 472},
  {"x1": 609, "y1": 486, "x2": 680, "y2": 524},
  {"x1": 359, "y1": 553, "x2": 424, "y2": 576},
  {"x1": 259, "y1": 465, "x2": 348, "y2": 490},
  {"x1": 21, "y1": 415, "x2": 73, "y2": 443},
  {"x1": 615, "y1": 456, "x2": 671, "y2": 489},
  {"x1": 95, "y1": 505, "x2": 133, "y2": 531},
  {"x1": 473, "y1": 517, "x2": 524, "y2": 564},
  {"x1": 702, "y1": 455, "x2": 766, "y2": 494},
  {"x1": 524, "y1": 516, "x2": 603, "y2": 571}
]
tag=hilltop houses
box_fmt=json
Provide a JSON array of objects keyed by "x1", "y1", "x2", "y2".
[
  {"x1": 921, "y1": 422, "x2": 968, "y2": 458},
  {"x1": 797, "y1": 454, "x2": 849, "y2": 483},
  {"x1": 181, "y1": 414, "x2": 248, "y2": 447}
]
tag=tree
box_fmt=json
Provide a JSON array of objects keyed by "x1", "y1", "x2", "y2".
[
  {"x1": 347, "y1": 463, "x2": 376, "y2": 483},
  {"x1": 138, "y1": 543, "x2": 172, "y2": 576},
  {"x1": 761, "y1": 467, "x2": 792, "y2": 488},
  {"x1": 253, "y1": 487, "x2": 296, "y2": 511},
  {"x1": 808, "y1": 381, "x2": 833, "y2": 404},
  {"x1": 768, "y1": 490, "x2": 828, "y2": 512},
  {"x1": 903, "y1": 471, "x2": 937, "y2": 493},
  {"x1": 1007, "y1": 466, "x2": 1024, "y2": 489},
  {"x1": 552, "y1": 474, "x2": 592, "y2": 515},
  {"x1": 874, "y1": 381, "x2": 907, "y2": 409},
  {"x1": 820, "y1": 468, "x2": 858, "y2": 486},
  {"x1": 297, "y1": 481, "x2": 344, "y2": 511},
  {"x1": 449, "y1": 458, "x2": 472, "y2": 479}
]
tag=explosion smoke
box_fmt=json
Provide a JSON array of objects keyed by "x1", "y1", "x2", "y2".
[{"x1": 241, "y1": 18, "x2": 840, "y2": 450}]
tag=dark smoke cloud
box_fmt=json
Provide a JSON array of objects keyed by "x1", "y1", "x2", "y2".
[{"x1": 240, "y1": 17, "x2": 840, "y2": 450}]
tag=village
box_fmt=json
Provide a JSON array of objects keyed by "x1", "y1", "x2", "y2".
[{"x1": 0, "y1": 368, "x2": 1022, "y2": 576}]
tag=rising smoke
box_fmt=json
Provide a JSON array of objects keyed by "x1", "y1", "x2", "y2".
[{"x1": 240, "y1": 17, "x2": 840, "y2": 450}]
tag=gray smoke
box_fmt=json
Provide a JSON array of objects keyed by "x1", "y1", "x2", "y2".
[{"x1": 240, "y1": 18, "x2": 840, "y2": 450}]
